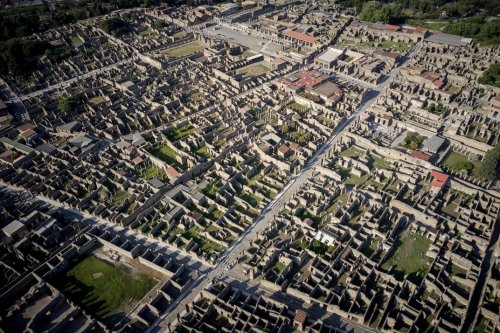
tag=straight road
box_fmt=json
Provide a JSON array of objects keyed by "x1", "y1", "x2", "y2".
[{"x1": 150, "y1": 42, "x2": 422, "y2": 333}]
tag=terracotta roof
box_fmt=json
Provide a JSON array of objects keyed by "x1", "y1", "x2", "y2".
[
  {"x1": 284, "y1": 30, "x2": 316, "y2": 43},
  {"x1": 20, "y1": 128, "x2": 36, "y2": 139},
  {"x1": 278, "y1": 144, "x2": 289, "y2": 154},
  {"x1": 17, "y1": 123, "x2": 36, "y2": 132},
  {"x1": 294, "y1": 309, "x2": 308, "y2": 324},
  {"x1": 385, "y1": 24, "x2": 400, "y2": 31},
  {"x1": 288, "y1": 141, "x2": 299, "y2": 151},
  {"x1": 495, "y1": 92, "x2": 500, "y2": 101},
  {"x1": 433, "y1": 79, "x2": 444, "y2": 87},
  {"x1": 431, "y1": 170, "x2": 449, "y2": 188},
  {"x1": 166, "y1": 165, "x2": 181, "y2": 178},
  {"x1": 416, "y1": 27, "x2": 428, "y2": 33},
  {"x1": 132, "y1": 156, "x2": 144, "y2": 165},
  {"x1": 410, "y1": 150, "x2": 431, "y2": 161}
]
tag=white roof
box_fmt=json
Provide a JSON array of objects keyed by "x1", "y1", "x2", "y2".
[{"x1": 317, "y1": 47, "x2": 344, "y2": 63}]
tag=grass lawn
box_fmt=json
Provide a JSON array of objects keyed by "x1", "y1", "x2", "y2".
[
  {"x1": 183, "y1": 227, "x2": 224, "y2": 253},
  {"x1": 70, "y1": 35, "x2": 83, "y2": 47},
  {"x1": 273, "y1": 261, "x2": 286, "y2": 274},
  {"x1": 163, "y1": 42, "x2": 204, "y2": 57},
  {"x1": 203, "y1": 183, "x2": 219, "y2": 198},
  {"x1": 287, "y1": 101, "x2": 307, "y2": 113},
  {"x1": 139, "y1": 28, "x2": 152, "y2": 37},
  {"x1": 242, "y1": 50, "x2": 255, "y2": 58},
  {"x1": 238, "y1": 64, "x2": 270, "y2": 78},
  {"x1": 382, "y1": 233, "x2": 431, "y2": 284},
  {"x1": 345, "y1": 174, "x2": 369, "y2": 186},
  {"x1": 370, "y1": 154, "x2": 392, "y2": 169},
  {"x1": 190, "y1": 91, "x2": 204, "y2": 102},
  {"x1": 374, "y1": 40, "x2": 412, "y2": 52},
  {"x1": 240, "y1": 193, "x2": 262, "y2": 207},
  {"x1": 140, "y1": 165, "x2": 167, "y2": 181},
  {"x1": 172, "y1": 31, "x2": 188, "y2": 39},
  {"x1": 442, "y1": 202, "x2": 460, "y2": 218},
  {"x1": 441, "y1": 151, "x2": 481, "y2": 176},
  {"x1": 110, "y1": 190, "x2": 130, "y2": 210},
  {"x1": 52, "y1": 256, "x2": 156, "y2": 320},
  {"x1": 88, "y1": 96, "x2": 106, "y2": 105},
  {"x1": 152, "y1": 145, "x2": 186, "y2": 170},
  {"x1": 195, "y1": 145, "x2": 211, "y2": 159},
  {"x1": 289, "y1": 131, "x2": 312, "y2": 144},
  {"x1": 167, "y1": 124, "x2": 194, "y2": 141},
  {"x1": 340, "y1": 147, "x2": 365, "y2": 158}
]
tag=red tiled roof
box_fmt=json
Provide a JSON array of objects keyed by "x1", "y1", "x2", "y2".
[
  {"x1": 294, "y1": 309, "x2": 308, "y2": 324},
  {"x1": 433, "y1": 79, "x2": 444, "y2": 87},
  {"x1": 385, "y1": 24, "x2": 400, "y2": 31},
  {"x1": 132, "y1": 156, "x2": 144, "y2": 165},
  {"x1": 20, "y1": 128, "x2": 36, "y2": 139},
  {"x1": 410, "y1": 150, "x2": 431, "y2": 161},
  {"x1": 166, "y1": 165, "x2": 180, "y2": 178},
  {"x1": 416, "y1": 27, "x2": 428, "y2": 33},
  {"x1": 278, "y1": 144, "x2": 289, "y2": 154},
  {"x1": 284, "y1": 30, "x2": 316, "y2": 43},
  {"x1": 17, "y1": 123, "x2": 36, "y2": 132},
  {"x1": 431, "y1": 170, "x2": 449, "y2": 188}
]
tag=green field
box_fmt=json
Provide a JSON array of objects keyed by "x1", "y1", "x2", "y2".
[
  {"x1": 152, "y1": 145, "x2": 185, "y2": 170},
  {"x1": 382, "y1": 233, "x2": 431, "y2": 284},
  {"x1": 140, "y1": 165, "x2": 167, "y2": 181},
  {"x1": 167, "y1": 124, "x2": 194, "y2": 141},
  {"x1": 441, "y1": 151, "x2": 481, "y2": 176},
  {"x1": 53, "y1": 256, "x2": 156, "y2": 321},
  {"x1": 163, "y1": 42, "x2": 204, "y2": 57},
  {"x1": 238, "y1": 64, "x2": 270, "y2": 78}
]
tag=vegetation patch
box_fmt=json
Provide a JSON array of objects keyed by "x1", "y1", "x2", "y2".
[
  {"x1": 382, "y1": 233, "x2": 431, "y2": 284},
  {"x1": 163, "y1": 42, "x2": 204, "y2": 58},
  {"x1": 152, "y1": 145, "x2": 185, "y2": 170},
  {"x1": 400, "y1": 132, "x2": 425, "y2": 150},
  {"x1": 238, "y1": 64, "x2": 270, "y2": 78},
  {"x1": 52, "y1": 256, "x2": 156, "y2": 322},
  {"x1": 167, "y1": 124, "x2": 194, "y2": 141}
]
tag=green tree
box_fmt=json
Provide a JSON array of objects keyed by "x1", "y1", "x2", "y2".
[
  {"x1": 477, "y1": 144, "x2": 500, "y2": 181},
  {"x1": 57, "y1": 96, "x2": 80, "y2": 113}
]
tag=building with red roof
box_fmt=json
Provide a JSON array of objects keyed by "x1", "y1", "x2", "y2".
[
  {"x1": 410, "y1": 150, "x2": 431, "y2": 161},
  {"x1": 431, "y1": 170, "x2": 449, "y2": 188},
  {"x1": 385, "y1": 24, "x2": 400, "y2": 32},
  {"x1": 283, "y1": 29, "x2": 317, "y2": 47}
]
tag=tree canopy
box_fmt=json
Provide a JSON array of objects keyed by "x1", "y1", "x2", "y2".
[{"x1": 477, "y1": 144, "x2": 500, "y2": 181}]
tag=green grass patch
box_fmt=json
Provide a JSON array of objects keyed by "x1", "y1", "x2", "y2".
[
  {"x1": 273, "y1": 261, "x2": 286, "y2": 274},
  {"x1": 242, "y1": 50, "x2": 255, "y2": 58},
  {"x1": 190, "y1": 91, "x2": 204, "y2": 102},
  {"x1": 70, "y1": 35, "x2": 83, "y2": 47},
  {"x1": 400, "y1": 132, "x2": 425, "y2": 150},
  {"x1": 163, "y1": 42, "x2": 204, "y2": 57},
  {"x1": 340, "y1": 147, "x2": 365, "y2": 158},
  {"x1": 203, "y1": 184, "x2": 219, "y2": 198},
  {"x1": 238, "y1": 64, "x2": 270, "y2": 78},
  {"x1": 152, "y1": 145, "x2": 186, "y2": 170},
  {"x1": 167, "y1": 124, "x2": 194, "y2": 141},
  {"x1": 345, "y1": 174, "x2": 369, "y2": 186},
  {"x1": 240, "y1": 193, "x2": 262, "y2": 207},
  {"x1": 289, "y1": 131, "x2": 312, "y2": 145},
  {"x1": 195, "y1": 145, "x2": 211, "y2": 159},
  {"x1": 139, "y1": 28, "x2": 152, "y2": 37},
  {"x1": 441, "y1": 151, "x2": 481, "y2": 176},
  {"x1": 52, "y1": 256, "x2": 156, "y2": 321},
  {"x1": 172, "y1": 31, "x2": 188, "y2": 39},
  {"x1": 140, "y1": 165, "x2": 167, "y2": 181},
  {"x1": 110, "y1": 190, "x2": 130, "y2": 210},
  {"x1": 382, "y1": 233, "x2": 431, "y2": 284}
]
